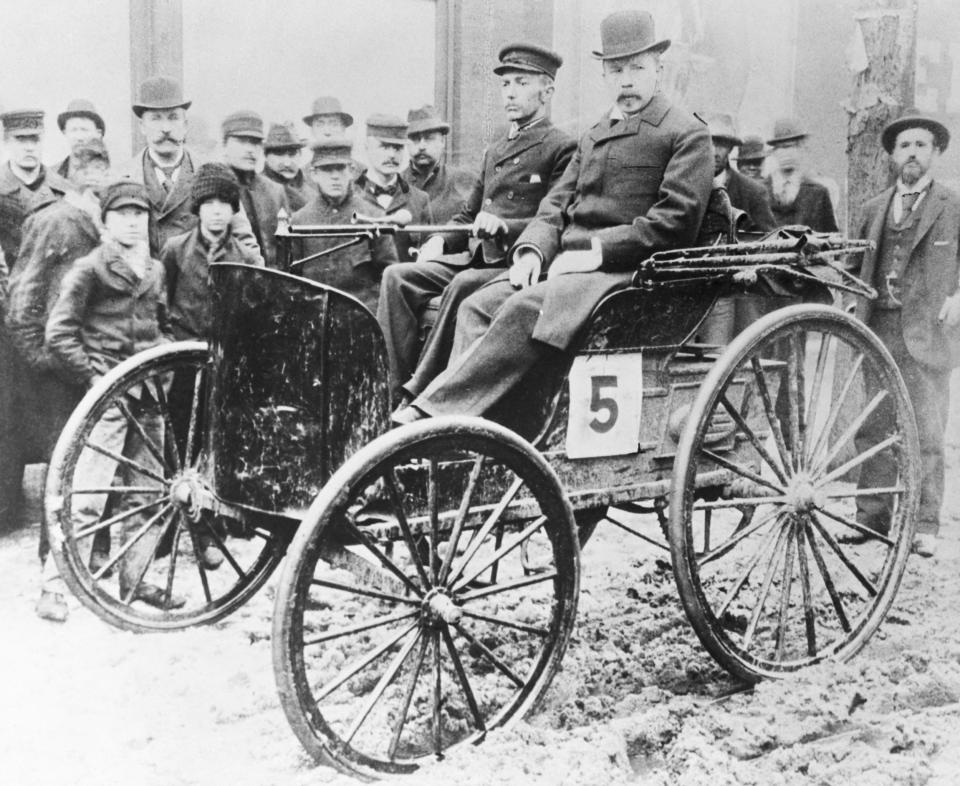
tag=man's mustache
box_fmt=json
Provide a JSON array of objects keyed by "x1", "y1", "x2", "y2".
[{"x1": 154, "y1": 132, "x2": 185, "y2": 144}]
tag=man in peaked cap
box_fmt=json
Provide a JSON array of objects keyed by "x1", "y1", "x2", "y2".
[
  {"x1": 849, "y1": 108, "x2": 960, "y2": 558},
  {"x1": 263, "y1": 122, "x2": 317, "y2": 212},
  {"x1": 377, "y1": 41, "x2": 576, "y2": 401},
  {"x1": 765, "y1": 117, "x2": 838, "y2": 232},
  {"x1": 289, "y1": 138, "x2": 398, "y2": 310},
  {"x1": 220, "y1": 110, "x2": 289, "y2": 267},
  {"x1": 404, "y1": 105, "x2": 475, "y2": 224},
  {"x1": 114, "y1": 75, "x2": 262, "y2": 261},
  {"x1": 394, "y1": 8, "x2": 712, "y2": 427},
  {"x1": 737, "y1": 134, "x2": 766, "y2": 180},
  {"x1": 303, "y1": 96, "x2": 354, "y2": 143},
  {"x1": 355, "y1": 114, "x2": 434, "y2": 263},
  {"x1": 55, "y1": 99, "x2": 107, "y2": 179}
]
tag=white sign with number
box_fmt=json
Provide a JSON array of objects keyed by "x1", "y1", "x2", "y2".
[{"x1": 565, "y1": 353, "x2": 643, "y2": 459}]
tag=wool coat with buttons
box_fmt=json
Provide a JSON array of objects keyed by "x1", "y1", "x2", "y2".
[
  {"x1": 354, "y1": 173, "x2": 434, "y2": 262},
  {"x1": 440, "y1": 120, "x2": 576, "y2": 265}
]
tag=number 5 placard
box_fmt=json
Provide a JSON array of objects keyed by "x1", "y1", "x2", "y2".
[{"x1": 565, "y1": 353, "x2": 643, "y2": 459}]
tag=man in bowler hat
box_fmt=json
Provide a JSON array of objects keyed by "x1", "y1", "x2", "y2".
[
  {"x1": 263, "y1": 122, "x2": 317, "y2": 212},
  {"x1": 394, "y1": 8, "x2": 712, "y2": 423},
  {"x1": 850, "y1": 109, "x2": 960, "y2": 558},
  {"x1": 55, "y1": 99, "x2": 107, "y2": 179},
  {"x1": 737, "y1": 134, "x2": 767, "y2": 181}
]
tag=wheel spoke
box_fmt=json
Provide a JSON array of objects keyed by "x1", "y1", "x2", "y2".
[
  {"x1": 787, "y1": 330, "x2": 804, "y2": 471},
  {"x1": 813, "y1": 506, "x2": 895, "y2": 547},
  {"x1": 809, "y1": 389, "x2": 888, "y2": 477},
  {"x1": 697, "y1": 505, "x2": 781, "y2": 567},
  {"x1": 774, "y1": 522, "x2": 797, "y2": 660},
  {"x1": 162, "y1": 512, "x2": 184, "y2": 609},
  {"x1": 382, "y1": 470, "x2": 431, "y2": 589},
  {"x1": 452, "y1": 516, "x2": 547, "y2": 592},
  {"x1": 693, "y1": 496, "x2": 789, "y2": 510},
  {"x1": 149, "y1": 374, "x2": 183, "y2": 473},
  {"x1": 92, "y1": 502, "x2": 173, "y2": 581},
  {"x1": 700, "y1": 448, "x2": 785, "y2": 495},
  {"x1": 815, "y1": 433, "x2": 901, "y2": 488},
  {"x1": 428, "y1": 459, "x2": 440, "y2": 585},
  {"x1": 73, "y1": 495, "x2": 169, "y2": 541},
  {"x1": 114, "y1": 399, "x2": 169, "y2": 477},
  {"x1": 304, "y1": 609, "x2": 419, "y2": 646},
  {"x1": 460, "y1": 608, "x2": 549, "y2": 636},
  {"x1": 120, "y1": 507, "x2": 176, "y2": 605},
  {"x1": 432, "y1": 629, "x2": 443, "y2": 758},
  {"x1": 803, "y1": 516, "x2": 851, "y2": 633},
  {"x1": 70, "y1": 486, "x2": 164, "y2": 495},
  {"x1": 804, "y1": 351, "x2": 864, "y2": 468},
  {"x1": 807, "y1": 511, "x2": 878, "y2": 597},
  {"x1": 458, "y1": 569, "x2": 558, "y2": 603},
  {"x1": 388, "y1": 634, "x2": 429, "y2": 761},
  {"x1": 713, "y1": 513, "x2": 784, "y2": 618},
  {"x1": 315, "y1": 622, "x2": 418, "y2": 702},
  {"x1": 742, "y1": 523, "x2": 791, "y2": 651},
  {"x1": 439, "y1": 454, "x2": 485, "y2": 585},
  {"x1": 184, "y1": 367, "x2": 204, "y2": 468},
  {"x1": 82, "y1": 439, "x2": 167, "y2": 483},
  {"x1": 188, "y1": 522, "x2": 214, "y2": 604},
  {"x1": 803, "y1": 331, "x2": 832, "y2": 442},
  {"x1": 795, "y1": 524, "x2": 818, "y2": 655},
  {"x1": 719, "y1": 394, "x2": 788, "y2": 484},
  {"x1": 440, "y1": 625, "x2": 486, "y2": 733},
  {"x1": 750, "y1": 356, "x2": 793, "y2": 476},
  {"x1": 310, "y1": 578, "x2": 420, "y2": 606},
  {"x1": 342, "y1": 518, "x2": 426, "y2": 598},
  {"x1": 823, "y1": 485, "x2": 905, "y2": 499},
  {"x1": 197, "y1": 517, "x2": 248, "y2": 580},
  {"x1": 452, "y1": 622, "x2": 524, "y2": 687}
]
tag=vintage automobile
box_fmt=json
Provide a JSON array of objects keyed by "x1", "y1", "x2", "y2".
[{"x1": 44, "y1": 202, "x2": 919, "y2": 778}]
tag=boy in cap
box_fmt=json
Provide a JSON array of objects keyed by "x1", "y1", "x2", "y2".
[
  {"x1": 42, "y1": 180, "x2": 178, "y2": 618},
  {"x1": 378, "y1": 42, "x2": 576, "y2": 399},
  {"x1": 355, "y1": 114, "x2": 434, "y2": 262},
  {"x1": 55, "y1": 99, "x2": 107, "y2": 179},
  {"x1": 220, "y1": 110, "x2": 289, "y2": 268},
  {"x1": 263, "y1": 122, "x2": 317, "y2": 212},
  {"x1": 289, "y1": 139, "x2": 398, "y2": 311}
]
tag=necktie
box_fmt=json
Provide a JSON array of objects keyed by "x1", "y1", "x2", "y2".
[
  {"x1": 901, "y1": 192, "x2": 919, "y2": 213},
  {"x1": 158, "y1": 165, "x2": 178, "y2": 194}
]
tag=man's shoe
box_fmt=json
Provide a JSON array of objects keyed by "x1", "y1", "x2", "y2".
[
  {"x1": 89, "y1": 549, "x2": 113, "y2": 578},
  {"x1": 912, "y1": 533, "x2": 937, "y2": 558},
  {"x1": 391, "y1": 405, "x2": 427, "y2": 426},
  {"x1": 36, "y1": 590, "x2": 69, "y2": 623},
  {"x1": 127, "y1": 582, "x2": 187, "y2": 610}
]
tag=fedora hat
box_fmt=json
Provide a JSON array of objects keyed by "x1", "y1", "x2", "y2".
[
  {"x1": 767, "y1": 117, "x2": 808, "y2": 146},
  {"x1": 882, "y1": 107, "x2": 950, "y2": 154},
  {"x1": 591, "y1": 9, "x2": 670, "y2": 60},
  {"x1": 406, "y1": 105, "x2": 451, "y2": 136},
  {"x1": 705, "y1": 113, "x2": 742, "y2": 147},
  {"x1": 366, "y1": 114, "x2": 408, "y2": 145},
  {"x1": 303, "y1": 96, "x2": 353, "y2": 128},
  {"x1": 132, "y1": 76, "x2": 191, "y2": 117},
  {"x1": 264, "y1": 122, "x2": 305, "y2": 152},
  {"x1": 738, "y1": 134, "x2": 766, "y2": 162},
  {"x1": 57, "y1": 99, "x2": 105, "y2": 135}
]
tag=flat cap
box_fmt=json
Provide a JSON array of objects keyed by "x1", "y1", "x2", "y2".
[
  {"x1": 264, "y1": 122, "x2": 305, "y2": 151},
  {"x1": 100, "y1": 179, "x2": 150, "y2": 219},
  {"x1": 1, "y1": 109, "x2": 45, "y2": 137},
  {"x1": 406, "y1": 105, "x2": 450, "y2": 136},
  {"x1": 133, "y1": 75, "x2": 191, "y2": 117},
  {"x1": 310, "y1": 138, "x2": 354, "y2": 167},
  {"x1": 366, "y1": 114, "x2": 408, "y2": 145},
  {"x1": 303, "y1": 96, "x2": 353, "y2": 128},
  {"x1": 222, "y1": 110, "x2": 265, "y2": 141},
  {"x1": 494, "y1": 42, "x2": 563, "y2": 79},
  {"x1": 881, "y1": 107, "x2": 950, "y2": 154},
  {"x1": 58, "y1": 99, "x2": 105, "y2": 134}
]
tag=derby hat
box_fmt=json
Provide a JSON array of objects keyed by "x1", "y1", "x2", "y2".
[
  {"x1": 222, "y1": 110, "x2": 265, "y2": 141},
  {"x1": 767, "y1": 117, "x2": 808, "y2": 146},
  {"x1": 493, "y1": 43, "x2": 563, "y2": 79},
  {"x1": 264, "y1": 122, "x2": 305, "y2": 151},
  {"x1": 366, "y1": 114, "x2": 408, "y2": 145},
  {"x1": 881, "y1": 107, "x2": 950, "y2": 154},
  {"x1": 100, "y1": 179, "x2": 150, "y2": 219},
  {"x1": 1, "y1": 109, "x2": 44, "y2": 137},
  {"x1": 591, "y1": 9, "x2": 670, "y2": 60},
  {"x1": 57, "y1": 99, "x2": 105, "y2": 135},
  {"x1": 406, "y1": 105, "x2": 451, "y2": 136},
  {"x1": 132, "y1": 76, "x2": 192, "y2": 117},
  {"x1": 705, "y1": 113, "x2": 742, "y2": 147},
  {"x1": 303, "y1": 96, "x2": 353, "y2": 128},
  {"x1": 310, "y1": 138, "x2": 354, "y2": 167},
  {"x1": 738, "y1": 134, "x2": 767, "y2": 162}
]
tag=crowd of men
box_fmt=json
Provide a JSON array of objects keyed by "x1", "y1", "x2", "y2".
[{"x1": 0, "y1": 7, "x2": 958, "y2": 623}]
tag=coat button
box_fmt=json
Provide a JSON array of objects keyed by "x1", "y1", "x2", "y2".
[
  {"x1": 512, "y1": 157, "x2": 519, "y2": 164},
  {"x1": 507, "y1": 190, "x2": 514, "y2": 199},
  {"x1": 484, "y1": 198, "x2": 492, "y2": 206}
]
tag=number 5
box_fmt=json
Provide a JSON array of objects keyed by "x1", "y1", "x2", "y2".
[{"x1": 589, "y1": 375, "x2": 618, "y2": 433}]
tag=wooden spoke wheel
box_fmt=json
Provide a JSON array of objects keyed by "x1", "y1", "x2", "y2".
[
  {"x1": 670, "y1": 305, "x2": 920, "y2": 682},
  {"x1": 272, "y1": 417, "x2": 579, "y2": 778},
  {"x1": 45, "y1": 342, "x2": 289, "y2": 632}
]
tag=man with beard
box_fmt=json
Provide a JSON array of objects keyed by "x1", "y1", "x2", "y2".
[
  {"x1": 403, "y1": 105, "x2": 475, "y2": 223},
  {"x1": 263, "y1": 122, "x2": 317, "y2": 212},
  {"x1": 850, "y1": 109, "x2": 960, "y2": 559},
  {"x1": 54, "y1": 99, "x2": 107, "y2": 180},
  {"x1": 220, "y1": 110, "x2": 289, "y2": 267},
  {"x1": 765, "y1": 118, "x2": 838, "y2": 232},
  {"x1": 116, "y1": 76, "x2": 261, "y2": 259},
  {"x1": 393, "y1": 9, "x2": 712, "y2": 423},
  {"x1": 377, "y1": 43, "x2": 575, "y2": 400}
]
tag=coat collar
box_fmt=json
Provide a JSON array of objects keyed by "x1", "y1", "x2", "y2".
[
  {"x1": 910, "y1": 180, "x2": 948, "y2": 253},
  {"x1": 490, "y1": 120, "x2": 557, "y2": 165},
  {"x1": 589, "y1": 93, "x2": 671, "y2": 145},
  {"x1": 100, "y1": 240, "x2": 155, "y2": 292},
  {"x1": 138, "y1": 147, "x2": 196, "y2": 216}
]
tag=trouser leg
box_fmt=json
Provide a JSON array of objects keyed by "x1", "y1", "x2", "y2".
[
  {"x1": 698, "y1": 296, "x2": 736, "y2": 344},
  {"x1": 0, "y1": 335, "x2": 26, "y2": 533}
]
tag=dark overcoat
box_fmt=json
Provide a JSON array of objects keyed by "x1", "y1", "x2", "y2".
[
  {"x1": 263, "y1": 166, "x2": 318, "y2": 213},
  {"x1": 355, "y1": 174, "x2": 434, "y2": 262},
  {"x1": 404, "y1": 159, "x2": 476, "y2": 224},
  {"x1": 725, "y1": 168, "x2": 776, "y2": 233},
  {"x1": 768, "y1": 176, "x2": 839, "y2": 232},
  {"x1": 0, "y1": 163, "x2": 72, "y2": 270},
  {"x1": 514, "y1": 94, "x2": 713, "y2": 350},
  {"x1": 853, "y1": 181, "x2": 960, "y2": 369},
  {"x1": 235, "y1": 170, "x2": 289, "y2": 268}
]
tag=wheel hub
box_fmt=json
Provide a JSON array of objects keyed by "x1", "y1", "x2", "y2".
[
  {"x1": 170, "y1": 470, "x2": 207, "y2": 522},
  {"x1": 785, "y1": 473, "x2": 823, "y2": 513},
  {"x1": 422, "y1": 588, "x2": 463, "y2": 627}
]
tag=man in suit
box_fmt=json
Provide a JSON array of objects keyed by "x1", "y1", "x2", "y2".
[
  {"x1": 378, "y1": 42, "x2": 576, "y2": 399},
  {"x1": 115, "y1": 76, "x2": 261, "y2": 259},
  {"x1": 394, "y1": 9, "x2": 712, "y2": 422},
  {"x1": 851, "y1": 109, "x2": 960, "y2": 558},
  {"x1": 737, "y1": 134, "x2": 767, "y2": 181},
  {"x1": 263, "y1": 122, "x2": 317, "y2": 213},
  {"x1": 54, "y1": 99, "x2": 107, "y2": 180},
  {"x1": 765, "y1": 118, "x2": 839, "y2": 232}
]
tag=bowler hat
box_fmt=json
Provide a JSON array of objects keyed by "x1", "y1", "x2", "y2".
[
  {"x1": 881, "y1": 107, "x2": 950, "y2": 154},
  {"x1": 100, "y1": 179, "x2": 150, "y2": 219},
  {"x1": 591, "y1": 9, "x2": 670, "y2": 60},
  {"x1": 191, "y1": 163, "x2": 241, "y2": 214},
  {"x1": 366, "y1": 114, "x2": 408, "y2": 145},
  {"x1": 767, "y1": 117, "x2": 808, "y2": 146},
  {"x1": 738, "y1": 134, "x2": 767, "y2": 162},
  {"x1": 1, "y1": 109, "x2": 45, "y2": 137},
  {"x1": 705, "y1": 113, "x2": 742, "y2": 147},
  {"x1": 310, "y1": 138, "x2": 354, "y2": 167},
  {"x1": 57, "y1": 99, "x2": 105, "y2": 135},
  {"x1": 406, "y1": 105, "x2": 451, "y2": 136},
  {"x1": 493, "y1": 43, "x2": 563, "y2": 79},
  {"x1": 222, "y1": 110, "x2": 265, "y2": 141},
  {"x1": 132, "y1": 76, "x2": 192, "y2": 117},
  {"x1": 264, "y1": 122, "x2": 305, "y2": 152},
  {"x1": 303, "y1": 96, "x2": 353, "y2": 128}
]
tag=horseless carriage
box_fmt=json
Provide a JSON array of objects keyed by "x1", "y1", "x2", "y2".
[{"x1": 44, "y1": 203, "x2": 920, "y2": 779}]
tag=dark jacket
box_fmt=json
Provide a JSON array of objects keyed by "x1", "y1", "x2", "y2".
[
  {"x1": 46, "y1": 241, "x2": 170, "y2": 384},
  {"x1": 233, "y1": 168, "x2": 289, "y2": 268},
  {"x1": 161, "y1": 226, "x2": 262, "y2": 341},
  {"x1": 355, "y1": 173, "x2": 434, "y2": 262},
  {"x1": 5, "y1": 196, "x2": 101, "y2": 370},
  {"x1": 263, "y1": 166, "x2": 318, "y2": 214},
  {"x1": 115, "y1": 148, "x2": 262, "y2": 259},
  {"x1": 515, "y1": 94, "x2": 713, "y2": 350},
  {"x1": 853, "y1": 181, "x2": 960, "y2": 369},
  {"x1": 404, "y1": 159, "x2": 475, "y2": 224},
  {"x1": 441, "y1": 120, "x2": 576, "y2": 265},
  {"x1": 768, "y1": 176, "x2": 839, "y2": 232},
  {"x1": 724, "y1": 168, "x2": 776, "y2": 233},
  {"x1": 0, "y1": 163, "x2": 72, "y2": 270}
]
